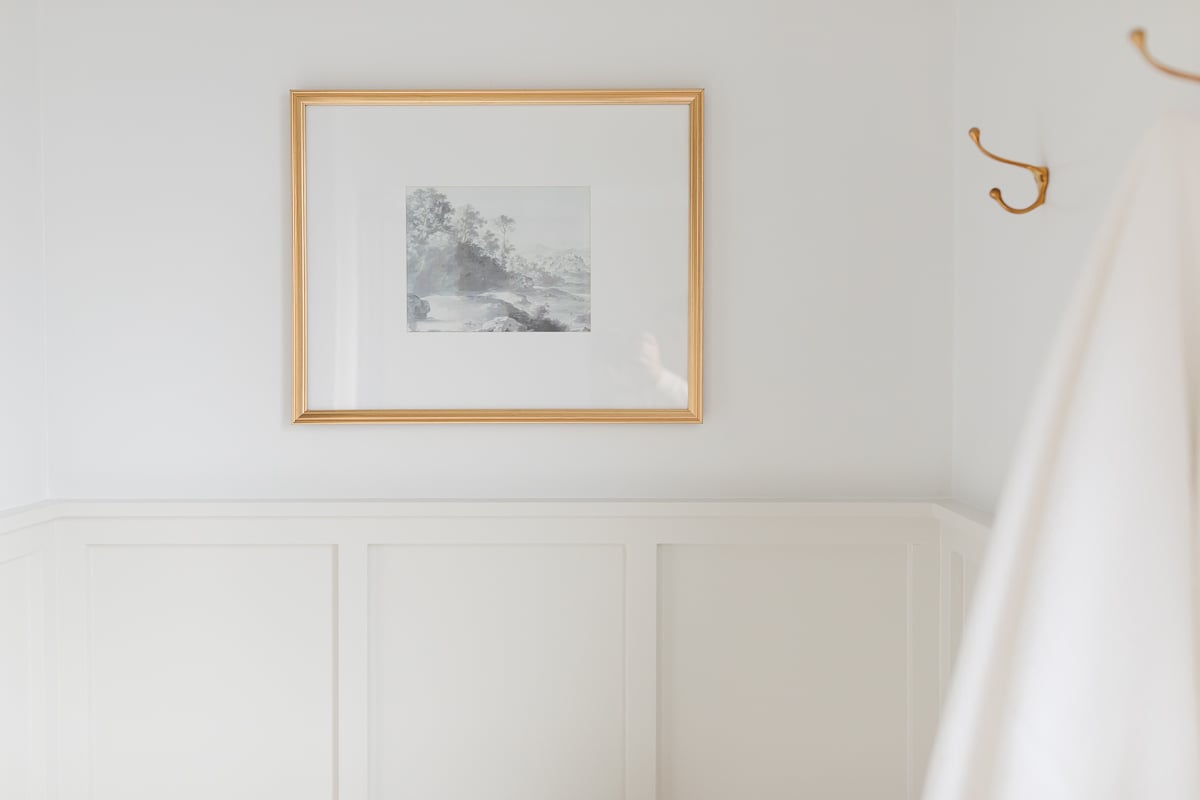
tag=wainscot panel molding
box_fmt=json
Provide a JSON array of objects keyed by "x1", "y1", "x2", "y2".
[
  {"x1": 0, "y1": 504, "x2": 54, "y2": 800},
  {"x1": 0, "y1": 500, "x2": 988, "y2": 800},
  {"x1": 931, "y1": 502, "x2": 990, "y2": 702}
]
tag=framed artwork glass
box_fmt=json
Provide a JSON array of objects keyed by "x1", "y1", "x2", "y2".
[{"x1": 291, "y1": 90, "x2": 703, "y2": 423}]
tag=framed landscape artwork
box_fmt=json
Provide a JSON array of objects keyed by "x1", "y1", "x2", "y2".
[{"x1": 291, "y1": 89, "x2": 703, "y2": 423}]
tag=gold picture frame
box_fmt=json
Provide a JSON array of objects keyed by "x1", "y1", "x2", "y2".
[{"x1": 291, "y1": 89, "x2": 703, "y2": 423}]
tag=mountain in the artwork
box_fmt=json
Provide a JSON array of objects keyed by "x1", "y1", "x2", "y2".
[{"x1": 508, "y1": 248, "x2": 590, "y2": 290}]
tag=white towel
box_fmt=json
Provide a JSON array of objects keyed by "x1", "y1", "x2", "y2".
[{"x1": 924, "y1": 116, "x2": 1200, "y2": 799}]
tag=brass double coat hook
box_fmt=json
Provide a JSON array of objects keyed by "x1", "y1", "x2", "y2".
[
  {"x1": 967, "y1": 27, "x2": 1200, "y2": 215},
  {"x1": 967, "y1": 128, "x2": 1049, "y2": 215},
  {"x1": 1130, "y1": 28, "x2": 1200, "y2": 83}
]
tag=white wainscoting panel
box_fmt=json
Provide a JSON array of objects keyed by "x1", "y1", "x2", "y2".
[
  {"x1": 0, "y1": 501, "x2": 989, "y2": 800},
  {"x1": 81, "y1": 542, "x2": 335, "y2": 800},
  {"x1": 659, "y1": 522, "x2": 939, "y2": 800},
  {"x1": 369, "y1": 544, "x2": 625, "y2": 800}
]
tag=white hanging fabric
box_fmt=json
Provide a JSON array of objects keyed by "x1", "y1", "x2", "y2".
[{"x1": 924, "y1": 116, "x2": 1200, "y2": 799}]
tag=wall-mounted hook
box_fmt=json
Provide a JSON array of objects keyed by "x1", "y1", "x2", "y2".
[
  {"x1": 1130, "y1": 28, "x2": 1200, "y2": 83},
  {"x1": 967, "y1": 128, "x2": 1049, "y2": 214}
]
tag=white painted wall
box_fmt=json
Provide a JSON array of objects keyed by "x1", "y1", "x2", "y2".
[
  {"x1": 38, "y1": 0, "x2": 955, "y2": 500},
  {"x1": 951, "y1": 0, "x2": 1200, "y2": 512},
  {"x1": 24, "y1": 0, "x2": 1169, "y2": 511},
  {"x1": 0, "y1": 0, "x2": 47, "y2": 511}
]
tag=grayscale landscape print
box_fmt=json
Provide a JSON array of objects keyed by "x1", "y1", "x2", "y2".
[{"x1": 406, "y1": 186, "x2": 591, "y2": 332}]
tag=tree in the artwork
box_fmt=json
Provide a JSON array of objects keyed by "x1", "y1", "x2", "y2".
[
  {"x1": 454, "y1": 204, "x2": 484, "y2": 244},
  {"x1": 494, "y1": 214, "x2": 515, "y2": 265},
  {"x1": 480, "y1": 229, "x2": 500, "y2": 258},
  {"x1": 406, "y1": 188, "x2": 454, "y2": 245}
]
